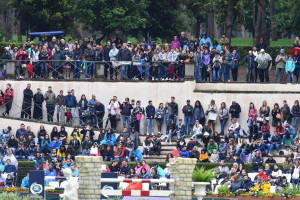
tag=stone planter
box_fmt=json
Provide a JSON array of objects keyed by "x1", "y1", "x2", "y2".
[{"x1": 193, "y1": 182, "x2": 210, "y2": 197}]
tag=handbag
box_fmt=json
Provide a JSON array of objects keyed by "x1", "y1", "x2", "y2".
[
  {"x1": 276, "y1": 113, "x2": 281, "y2": 119},
  {"x1": 256, "y1": 117, "x2": 264, "y2": 123},
  {"x1": 137, "y1": 114, "x2": 142, "y2": 121}
]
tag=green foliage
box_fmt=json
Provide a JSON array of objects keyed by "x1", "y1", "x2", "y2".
[
  {"x1": 0, "y1": 192, "x2": 43, "y2": 200},
  {"x1": 217, "y1": 185, "x2": 231, "y2": 196},
  {"x1": 17, "y1": 161, "x2": 33, "y2": 186},
  {"x1": 192, "y1": 166, "x2": 215, "y2": 182},
  {"x1": 281, "y1": 184, "x2": 300, "y2": 198}
]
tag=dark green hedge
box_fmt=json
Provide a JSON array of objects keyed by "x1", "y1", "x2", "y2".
[{"x1": 17, "y1": 161, "x2": 33, "y2": 186}]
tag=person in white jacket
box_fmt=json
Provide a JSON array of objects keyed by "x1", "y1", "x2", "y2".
[{"x1": 191, "y1": 120, "x2": 203, "y2": 143}]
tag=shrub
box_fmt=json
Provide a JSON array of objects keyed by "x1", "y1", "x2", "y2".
[
  {"x1": 17, "y1": 161, "x2": 33, "y2": 186},
  {"x1": 217, "y1": 185, "x2": 231, "y2": 196},
  {"x1": 192, "y1": 166, "x2": 215, "y2": 182}
]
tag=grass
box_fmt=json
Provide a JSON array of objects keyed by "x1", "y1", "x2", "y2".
[{"x1": 3, "y1": 35, "x2": 293, "y2": 47}]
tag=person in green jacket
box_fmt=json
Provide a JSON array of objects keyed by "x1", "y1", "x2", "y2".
[
  {"x1": 150, "y1": 161, "x2": 165, "y2": 178},
  {"x1": 286, "y1": 55, "x2": 295, "y2": 83},
  {"x1": 207, "y1": 139, "x2": 219, "y2": 154}
]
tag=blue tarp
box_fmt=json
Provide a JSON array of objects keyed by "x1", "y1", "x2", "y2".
[{"x1": 28, "y1": 31, "x2": 65, "y2": 37}]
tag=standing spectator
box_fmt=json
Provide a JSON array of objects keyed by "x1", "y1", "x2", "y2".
[
  {"x1": 212, "y1": 52, "x2": 223, "y2": 82},
  {"x1": 229, "y1": 101, "x2": 241, "y2": 122},
  {"x1": 200, "y1": 32, "x2": 212, "y2": 48},
  {"x1": 271, "y1": 103, "x2": 281, "y2": 127},
  {"x1": 120, "y1": 98, "x2": 133, "y2": 130},
  {"x1": 2, "y1": 47, "x2": 11, "y2": 77},
  {"x1": 220, "y1": 33, "x2": 229, "y2": 50},
  {"x1": 44, "y1": 86, "x2": 56, "y2": 122},
  {"x1": 21, "y1": 83, "x2": 33, "y2": 119},
  {"x1": 167, "y1": 47, "x2": 178, "y2": 81},
  {"x1": 103, "y1": 41, "x2": 112, "y2": 79},
  {"x1": 16, "y1": 44, "x2": 29, "y2": 79},
  {"x1": 256, "y1": 36, "x2": 267, "y2": 52},
  {"x1": 39, "y1": 45, "x2": 49, "y2": 78},
  {"x1": 170, "y1": 36, "x2": 180, "y2": 50},
  {"x1": 255, "y1": 49, "x2": 272, "y2": 83},
  {"x1": 84, "y1": 44, "x2": 95, "y2": 79},
  {"x1": 286, "y1": 55, "x2": 295, "y2": 83},
  {"x1": 206, "y1": 99, "x2": 217, "y2": 132},
  {"x1": 146, "y1": 100, "x2": 155, "y2": 136},
  {"x1": 30, "y1": 45, "x2": 40, "y2": 78},
  {"x1": 245, "y1": 50, "x2": 256, "y2": 83},
  {"x1": 182, "y1": 100, "x2": 193, "y2": 135},
  {"x1": 179, "y1": 32, "x2": 188, "y2": 49},
  {"x1": 118, "y1": 43, "x2": 132, "y2": 80},
  {"x1": 152, "y1": 135, "x2": 161, "y2": 157},
  {"x1": 131, "y1": 101, "x2": 144, "y2": 133},
  {"x1": 95, "y1": 101, "x2": 105, "y2": 129},
  {"x1": 155, "y1": 103, "x2": 164, "y2": 135},
  {"x1": 222, "y1": 48, "x2": 231, "y2": 82},
  {"x1": 192, "y1": 100, "x2": 205, "y2": 126},
  {"x1": 62, "y1": 90, "x2": 77, "y2": 125},
  {"x1": 52, "y1": 46, "x2": 64, "y2": 79},
  {"x1": 219, "y1": 102, "x2": 229, "y2": 135},
  {"x1": 169, "y1": 97, "x2": 178, "y2": 124},
  {"x1": 33, "y1": 88, "x2": 44, "y2": 120},
  {"x1": 291, "y1": 160, "x2": 300, "y2": 184},
  {"x1": 158, "y1": 48, "x2": 168, "y2": 80},
  {"x1": 109, "y1": 43, "x2": 119, "y2": 80},
  {"x1": 291, "y1": 100, "x2": 300, "y2": 135},
  {"x1": 293, "y1": 50, "x2": 300, "y2": 83},
  {"x1": 106, "y1": 99, "x2": 119, "y2": 131},
  {"x1": 228, "y1": 49, "x2": 240, "y2": 82},
  {"x1": 78, "y1": 94, "x2": 88, "y2": 126},
  {"x1": 293, "y1": 37, "x2": 300, "y2": 48},
  {"x1": 48, "y1": 37, "x2": 57, "y2": 50},
  {"x1": 281, "y1": 100, "x2": 291, "y2": 123},
  {"x1": 72, "y1": 45, "x2": 82, "y2": 79},
  {"x1": 274, "y1": 49, "x2": 287, "y2": 83},
  {"x1": 56, "y1": 90, "x2": 64, "y2": 124}
]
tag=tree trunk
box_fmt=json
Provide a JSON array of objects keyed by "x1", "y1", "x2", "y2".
[
  {"x1": 207, "y1": 9, "x2": 215, "y2": 43},
  {"x1": 253, "y1": 0, "x2": 268, "y2": 46},
  {"x1": 224, "y1": 0, "x2": 238, "y2": 49},
  {"x1": 16, "y1": 19, "x2": 22, "y2": 42},
  {"x1": 195, "y1": 13, "x2": 201, "y2": 38},
  {"x1": 270, "y1": 0, "x2": 278, "y2": 41},
  {"x1": 5, "y1": 10, "x2": 14, "y2": 42}
]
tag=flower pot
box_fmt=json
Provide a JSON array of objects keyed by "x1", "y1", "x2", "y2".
[{"x1": 193, "y1": 182, "x2": 210, "y2": 197}]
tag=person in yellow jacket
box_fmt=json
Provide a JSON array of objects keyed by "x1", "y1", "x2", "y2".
[
  {"x1": 199, "y1": 149, "x2": 209, "y2": 162},
  {"x1": 68, "y1": 127, "x2": 81, "y2": 144},
  {"x1": 261, "y1": 178, "x2": 271, "y2": 194},
  {"x1": 250, "y1": 176, "x2": 263, "y2": 192}
]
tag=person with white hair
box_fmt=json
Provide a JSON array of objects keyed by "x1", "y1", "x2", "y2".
[{"x1": 254, "y1": 49, "x2": 272, "y2": 83}]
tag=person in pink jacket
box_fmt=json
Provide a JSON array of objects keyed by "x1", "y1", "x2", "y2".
[{"x1": 170, "y1": 36, "x2": 180, "y2": 50}]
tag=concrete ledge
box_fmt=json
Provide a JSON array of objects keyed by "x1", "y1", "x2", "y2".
[{"x1": 195, "y1": 83, "x2": 300, "y2": 93}]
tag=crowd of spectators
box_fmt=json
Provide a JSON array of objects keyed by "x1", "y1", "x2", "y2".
[{"x1": 2, "y1": 33, "x2": 300, "y2": 83}]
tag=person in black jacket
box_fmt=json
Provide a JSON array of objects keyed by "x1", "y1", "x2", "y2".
[
  {"x1": 21, "y1": 84, "x2": 33, "y2": 119},
  {"x1": 118, "y1": 43, "x2": 132, "y2": 80},
  {"x1": 95, "y1": 45, "x2": 103, "y2": 62},
  {"x1": 103, "y1": 41, "x2": 112, "y2": 79},
  {"x1": 240, "y1": 175, "x2": 253, "y2": 192},
  {"x1": 84, "y1": 44, "x2": 95, "y2": 79},
  {"x1": 182, "y1": 100, "x2": 193, "y2": 135},
  {"x1": 33, "y1": 152, "x2": 44, "y2": 170},
  {"x1": 146, "y1": 100, "x2": 155, "y2": 135},
  {"x1": 120, "y1": 98, "x2": 133, "y2": 130},
  {"x1": 151, "y1": 135, "x2": 161, "y2": 156},
  {"x1": 95, "y1": 101, "x2": 105, "y2": 129},
  {"x1": 33, "y1": 88, "x2": 44, "y2": 120},
  {"x1": 256, "y1": 37, "x2": 267, "y2": 52},
  {"x1": 109, "y1": 160, "x2": 120, "y2": 172},
  {"x1": 70, "y1": 134, "x2": 81, "y2": 155},
  {"x1": 229, "y1": 101, "x2": 241, "y2": 122},
  {"x1": 103, "y1": 145, "x2": 114, "y2": 161},
  {"x1": 177, "y1": 51, "x2": 188, "y2": 80},
  {"x1": 249, "y1": 120, "x2": 259, "y2": 142},
  {"x1": 169, "y1": 97, "x2": 178, "y2": 124}
]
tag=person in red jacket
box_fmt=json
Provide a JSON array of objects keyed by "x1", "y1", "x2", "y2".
[
  {"x1": 16, "y1": 44, "x2": 29, "y2": 79},
  {"x1": 2, "y1": 83, "x2": 14, "y2": 116},
  {"x1": 257, "y1": 168, "x2": 267, "y2": 181},
  {"x1": 248, "y1": 102, "x2": 257, "y2": 127}
]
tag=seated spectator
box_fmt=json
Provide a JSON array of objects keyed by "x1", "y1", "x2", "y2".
[
  {"x1": 71, "y1": 165, "x2": 78, "y2": 177},
  {"x1": 46, "y1": 163, "x2": 57, "y2": 182},
  {"x1": 227, "y1": 138, "x2": 236, "y2": 156},
  {"x1": 116, "y1": 128, "x2": 130, "y2": 145},
  {"x1": 176, "y1": 138, "x2": 186, "y2": 150},
  {"x1": 274, "y1": 176, "x2": 284, "y2": 194},
  {"x1": 199, "y1": 149, "x2": 208, "y2": 162},
  {"x1": 17, "y1": 135, "x2": 27, "y2": 148},
  {"x1": 33, "y1": 152, "x2": 43, "y2": 170},
  {"x1": 209, "y1": 149, "x2": 219, "y2": 163},
  {"x1": 27, "y1": 141, "x2": 37, "y2": 160},
  {"x1": 103, "y1": 145, "x2": 114, "y2": 161},
  {"x1": 283, "y1": 156, "x2": 293, "y2": 174},
  {"x1": 228, "y1": 118, "x2": 240, "y2": 142},
  {"x1": 3, "y1": 149, "x2": 18, "y2": 168},
  {"x1": 219, "y1": 160, "x2": 230, "y2": 174},
  {"x1": 124, "y1": 138, "x2": 134, "y2": 159},
  {"x1": 224, "y1": 131, "x2": 234, "y2": 144},
  {"x1": 120, "y1": 160, "x2": 131, "y2": 176},
  {"x1": 261, "y1": 178, "x2": 271, "y2": 194},
  {"x1": 49, "y1": 148, "x2": 58, "y2": 163},
  {"x1": 129, "y1": 127, "x2": 140, "y2": 148},
  {"x1": 0, "y1": 126, "x2": 11, "y2": 143},
  {"x1": 207, "y1": 139, "x2": 218, "y2": 155},
  {"x1": 257, "y1": 139, "x2": 267, "y2": 156},
  {"x1": 264, "y1": 164, "x2": 272, "y2": 175},
  {"x1": 15, "y1": 143, "x2": 27, "y2": 160},
  {"x1": 271, "y1": 164, "x2": 282, "y2": 179},
  {"x1": 135, "y1": 162, "x2": 142, "y2": 174},
  {"x1": 57, "y1": 145, "x2": 66, "y2": 161},
  {"x1": 50, "y1": 137, "x2": 62, "y2": 150},
  {"x1": 224, "y1": 154, "x2": 235, "y2": 163},
  {"x1": 249, "y1": 120, "x2": 260, "y2": 142},
  {"x1": 190, "y1": 146, "x2": 200, "y2": 160},
  {"x1": 50, "y1": 127, "x2": 59, "y2": 141},
  {"x1": 235, "y1": 139, "x2": 249, "y2": 162},
  {"x1": 275, "y1": 121, "x2": 284, "y2": 141},
  {"x1": 250, "y1": 176, "x2": 263, "y2": 192},
  {"x1": 5, "y1": 173, "x2": 13, "y2": 188},
  {"x1": 257, "y1": 168, "x2": 267, "y2": 181},
  {"x1": 21, "y1": 173, "x2": 29, "y2": 188},
  {"x1": 7, "y1": 135, "x2": 18, "y2": 155},
  {"x1": 265, "y1": 155, "x2": 277, "y2": 164},
  {"x1": 82, "y1": 146, "x2": 91, "y2": 156},
  {"x1": 165, "y1": 153, "x2": 173, "y2": 163},
  {"x1": 129, "y1": 146, "x2": 142, "y2": 162},
  {"x1": 100, "y1": 128, "x2": 116, "y2": 146},
  {"x1": 143, "y1": 136, "x2": 153, "y2": 158},
  {"x1": 268, "y1": 131, "x2": 281, "y2": 156},
  {"x1": 151, "y1": 135, "x2": 161, "y2": 156},
  {"x1": 126, "y1": 168, "x2": 136, "y2": 178},
  {"x1": 187, "y1": 138, "x2": 196, "y2": 152},
  {"x1": 108, "y1": 160, "x2": 120, "y2": 173},
  {"x1": 3, "y1": 159, "x2": 17, "y2": 176},
  {"x1": 80, "y1": 125, "x2": 95, "y2": 142},
  {"x1": 175, "y1": 119, "x2": 186, "y2": 139},
  {"x1": 81, "y1": 136, "x2": 92, "y2": 152},
  {"x1": 283, "y1": 123, "x2": 294, "y2": 146},
  {"x1": 58, "y1": 126, "x2": 68, "y2": 145},
  {"x1": 114, "y1": 144, "x2": 125, "y2": 161},
  {"x1": 149, "y1": 168, "x2": 160, "y2": 190},
  {"x1": 261, "y1": 119, "x2": 270, "y2": 139},
  {"x1": 191, "y1": 120, "x2": 203, "y2": 144},
  {"x1": 291, "y1": 160, "x2": 300, "y2": 184},
  {"x1": 218, "y1": 149, "x2": 227, "y2": 161},
  {"x1": 141, "y1": 160, "x2": 151, "y2": 174},
  {"x1": 229, "y1": 175, "x2": 242, "y2": 192},
  {"x1": 150, "y1": 161, "x2": 165, "y2": 178},
  {"x1": 290, "y1": 139, "x2": 298, "y2": 152},
  {"x1": 90, "y1": 143, "x2": 99, "y2": 156},
  {"x1": 202, "y1": 132, "x2": 211, "y2": 150},
  {"x1": 68, "y1": 127, "x2": 81, "y2": 143},
  {"x1": 70, "y1": 134, "x2": 81, "y2": 155},
  {"x1": 234, "y1": 154, "x2": 244, "y2": 166},
  {"x1": 63, "y1": 159, "x2": 73, "y2": 169},
  {"x1": 101, "y1": 161, "x2": 111, "y2": 173},
  {"x1": 164, "y1": 163, "x2": 171, "y2": 178},
  {"x1": 139, "y1": 168, "x2": 150, "y2": 179},
  {"x1": 179, "y1": 146, "x2": 189, "y2": 158},
  {"x1": 0, "y1": 172, "x2": 5, "y2": 188},
  {"x1": 41, "y1": 134, "x2": 51, "y2": 151},
  {"x1": 166, "y1": 119, "x2": 176, "y2": 144},
  {"x1": 252, "y1": 151, "x2": 263, "y2": 172}
]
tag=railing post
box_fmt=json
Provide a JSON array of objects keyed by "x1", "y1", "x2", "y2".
[
  {"x1": 95, "y1": 61, "x2": 105, "y2": 79},
  {"x1": 184, "y1": 62, "x2": 195, "y2": 80},
  {"x1": 6, "y1": 60, "x2": 16, "y2": 79}
]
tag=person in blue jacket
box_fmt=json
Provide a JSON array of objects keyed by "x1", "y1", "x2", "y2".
[
  {"x1": 179, "y1": 146, "x2": 190, "y2": 158},
  {"x1": 49, "y1": 137, "x2": 62, "y2": 150},
  {"x1": 245, "y1": 50, "x2": 257, "y2": 83},
  {"x1": 200, "y1": 32, "x2": 212, "y2": 48},
  {"x1": 62, "y1": 90, "x2": 77, "y2": 124},
  {"x1": 228, "y1": 50, "x2": 240, "y2": 82},
  {"x1": 257, "y1": 139, "x2": 267, "y2": 156},
  {"x1": 129, "y1": 146, "x2": 142, "y2": 161},
  {"x1": 100, "y1": 128, "x2": 116, "y2": 146},
  {"x1": 252, "y1": 150, "x2": 263, "y2": 172},
  {"x1": 146, "y1": 100, "x2": 155, "y2": 135},
  {"x1": 268, "y1": 131, "x2": 281, "y2": 155},
  {"x1": 21, "y1": 173, "x2": 29, "y2": 188}
]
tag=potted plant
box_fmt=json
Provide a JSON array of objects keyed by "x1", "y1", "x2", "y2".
[{"x1": 192, "y1": 166, "x2": 215, "y2": 197}]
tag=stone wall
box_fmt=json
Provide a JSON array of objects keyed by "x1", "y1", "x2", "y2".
[
  {"x1": 75, "y1": 156, "x2": 102, "y2": 200},
  {"x1": 169, "y1": 157, "x2": 197, "y2": 200}
]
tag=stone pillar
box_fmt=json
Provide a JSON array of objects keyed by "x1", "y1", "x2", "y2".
[
  {"x1": 76, "y1": 156, "x2": 102, "y2": 200},
  {"x1": 95, "y1": 62, "x2": 105, "y2": 79},
  {"x1": 6, "y1": 60, "x2": 16, "y2": 79},
  {"x1": 185, "y1": 63, "x2": 195, "y2": 80},
  {"x1": 169, "y1": 157, "x2": 197, "y2": 200}
]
